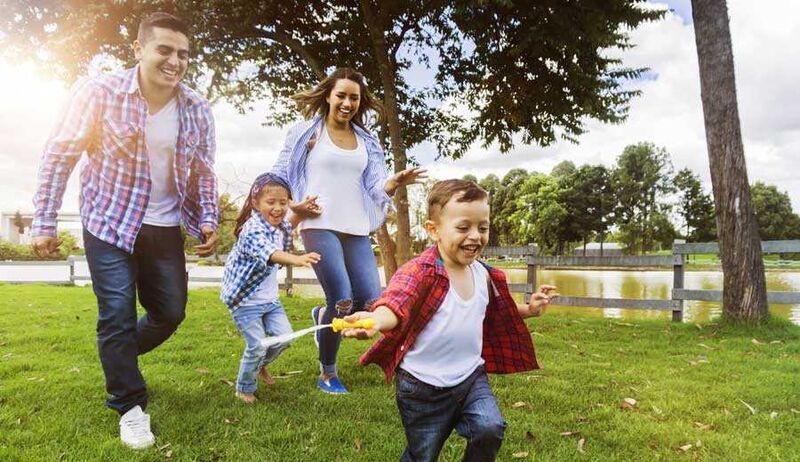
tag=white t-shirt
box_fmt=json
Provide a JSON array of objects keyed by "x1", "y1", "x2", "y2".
[
  {"x1": 241, "y1": 266, "x2": 280, "y2": 306},
  {"x1": 400, "y1": 261, "x2": 489, "y2": 387},
  {"x1": 241, "y1": 227, "x2": 284, "y2": 306},
  {"x1": 142, "y1": 97, "x2": 181, "y2": 227},
  {"x1": 301, "y1": 126, "x2": 370, "y2": 235}
]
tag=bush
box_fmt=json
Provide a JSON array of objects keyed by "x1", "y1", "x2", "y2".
[
  {"x1": 0, "y1": 231, "x2": 82, "y2": 261},
  {"x1": 0, "y1": 238, "x2": 36, "y2": 260}
]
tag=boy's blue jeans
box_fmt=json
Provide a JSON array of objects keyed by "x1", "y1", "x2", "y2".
[
  {"x1": 300, "y1": 229, "x2": 381, "y2": 369},
  {"x1": 395, "y1": 366, "x2": 506, "y2": 462},
  {"x1": 231, "y1": 302, "x2": 293, "y2": 393}
]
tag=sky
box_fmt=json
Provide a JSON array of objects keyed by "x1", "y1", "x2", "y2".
[{"x1": 0, "y1": 0, "x2": 798, "y2": 220}]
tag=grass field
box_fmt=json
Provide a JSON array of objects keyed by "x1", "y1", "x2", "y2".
[{"x1": 1, "y1": 284, "x2": 799, "y2": 461}]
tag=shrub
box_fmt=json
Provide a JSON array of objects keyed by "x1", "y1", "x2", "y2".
[{"x1": 0, "y1": 231, "x2": 82, "y2": 261}]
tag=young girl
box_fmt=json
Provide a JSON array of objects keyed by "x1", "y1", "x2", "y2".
[{"x1": 221, "y1": 173, "x2": 321, "y2": 403}]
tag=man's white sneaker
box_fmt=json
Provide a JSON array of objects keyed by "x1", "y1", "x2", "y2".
[{"x1": 119, "y1": 405, "x2": 155, "y2": 450}]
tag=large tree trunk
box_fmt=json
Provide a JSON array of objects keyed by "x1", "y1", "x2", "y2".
[
  {"x1": 691, "y1": 0, "x2": 768, "y2": 322},
  {"x1": 359, "y1": 0, "x2": 413, "y2": 273},
  {"x1": 376, "y1": 223, "x2": 398, "y2": 282}
]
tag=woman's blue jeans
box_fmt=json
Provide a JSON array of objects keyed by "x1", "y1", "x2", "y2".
[
  {"x1": 231, "y1": 301, "x2": 293, "y2": 393},
  {"x1": 300, "y1": 229, "x2": 382, "y2": 368}
]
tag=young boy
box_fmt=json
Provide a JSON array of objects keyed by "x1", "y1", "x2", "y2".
[{"x1": 343, "y1": 179, "x2": 556, "y2": 462}]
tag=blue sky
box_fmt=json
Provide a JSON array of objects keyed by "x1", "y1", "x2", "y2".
[{"x1": 664, "y1": 0, "x2": 693, "y2": 24}]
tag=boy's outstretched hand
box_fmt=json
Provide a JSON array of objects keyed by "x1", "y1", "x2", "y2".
[
  {"x1": 341, "y1": 311, "x2": 381, "y2": 340},
  {"x1": 520, "y1": 285, "x2": 558, "y2": 318}
]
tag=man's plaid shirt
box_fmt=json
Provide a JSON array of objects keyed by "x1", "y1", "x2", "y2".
[
  {"x1": 360, "y1": 246, "x2": 539, "y2": 382},
  {"x1": 32, "y1": 66, "x2": 218, "y2": 253},
  {"x1": 221, "y1": 212, "x2": 293, "y2": 310}
]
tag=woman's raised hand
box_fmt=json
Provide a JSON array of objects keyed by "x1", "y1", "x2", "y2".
[
  {"x1": 290, "y1": 194, "x2": 322, "y2": 218},
  {"x1": 385, "y1": 167, "x2": 428, "y2": 195}
]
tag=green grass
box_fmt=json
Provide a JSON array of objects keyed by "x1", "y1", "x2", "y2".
[{"x1": 1, "y1": 285, "x2": 799, "y2": 461}]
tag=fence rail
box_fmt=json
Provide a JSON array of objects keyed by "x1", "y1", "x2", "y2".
[
  {"x1": 3, "y1": 240, "x2": 799, "y2": 322},
  {"x1": 522, "y1": 239, "x2": 800, "y2": 322}
]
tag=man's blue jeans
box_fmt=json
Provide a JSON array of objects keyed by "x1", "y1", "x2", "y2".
[
  {"x1": 83, "y1": 226, "x2": 187, "y2": 415},
  {"x1": 395, "y1": 366, "x2": 506, "y2": 462},
  {"x1": 300, "y1": 229, "x2": 381, "y2": 368},
  {"x1": 231, "y1": 301, "x2": 293, "y2": 393}
]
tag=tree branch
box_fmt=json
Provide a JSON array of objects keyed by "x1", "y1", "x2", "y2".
[
  {"x1": 258, "y1": 28, "x2": 326, "y2": 80},
  {"x1": 389, "y1": 18, "x2": 413, "y2": 58}
]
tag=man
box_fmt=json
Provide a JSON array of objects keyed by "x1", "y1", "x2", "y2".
[{"x1": 30, "y1": 12, "x2": 218, "y2": 449}]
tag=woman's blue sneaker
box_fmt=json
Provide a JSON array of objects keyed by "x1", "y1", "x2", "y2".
[
  {"x1": 311, "y1": 305, "x2": 325, "y2": 348},
  {"x1": 317, "y1": 375, "x2": 349, "y2": 394}
]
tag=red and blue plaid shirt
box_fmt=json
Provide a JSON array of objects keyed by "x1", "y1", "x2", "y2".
[
  {"x1": 32, "y1": 66, "x2": 218, "y2": 253},
  {"x1": 361, "y1": 246, "x2": 539, "y2": 382}
]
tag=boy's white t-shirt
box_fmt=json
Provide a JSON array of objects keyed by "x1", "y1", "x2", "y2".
[
  {"x1": 300, "y1": 126, "x2": 370, "y2": 236},
  {"x1": 400, "y1": 261, "x2": 489, "y2": 387},
  {"x1": 142, "y1": 97, "x2": 182, "y2": 227}
]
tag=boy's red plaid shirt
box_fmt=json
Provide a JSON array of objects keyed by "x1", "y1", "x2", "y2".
[{"x1": 360, "y1": 246, "x2": 539, "y2": 382}]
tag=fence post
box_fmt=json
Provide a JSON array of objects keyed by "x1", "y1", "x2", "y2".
[
  {"x1": 526, "y1": 249, "x2": 537, "y2": 305},
  {"x1": 672, "y1": 241, "x2": 685, "y2": 322},
  {"x1": 68, "y1": 256, "x2": 76, "y2": 286},
  {"x1": 285, "y1": 264, "x2": 294, "y2": 297}
]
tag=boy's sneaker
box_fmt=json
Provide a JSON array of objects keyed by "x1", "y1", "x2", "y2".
[
  {"x1": 119, "y1": 405, "x2": 155, "y2": 450},
  {"x1": 311, "y1": 305, "x2": 326, "y2": 348},
  {"x1": 317, "y1": 375, "x2": 349, "y2": 394}
]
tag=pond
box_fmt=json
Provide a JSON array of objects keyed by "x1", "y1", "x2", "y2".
[{"x1": 503, "y1": 268, "x2": 800, "y2": 326}]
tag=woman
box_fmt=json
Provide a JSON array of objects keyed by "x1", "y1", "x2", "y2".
[{"x1": 272, "y1": 68, "x2": 425, "y2": 394}]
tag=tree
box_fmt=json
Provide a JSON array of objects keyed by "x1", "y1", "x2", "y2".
[
  {"x1": 550, "y1": 160, "x2": 576, "y2": 180},
  {"x1": 511, "y1": 173, "x2": 567, "y2": 254},
  {"x1": 750, "y1": 182, "x2": 800, "y2": 240},
  {"x1": 560, "y1": 165, "x2": 614, "y2": 254},
  {"x1": 1, "y1": 1, "x2": 664, "y2": 273},
  {"x1": 673, "y1": 168, "x2": 716, "y2": 241},
  {"x1": 692, "y1": 0, "x2": 768, "y2": 322},
  {"x1": 491, "y1": 168, "x2": 529, "y2": 245},
  {"x1": 611, "y1": 143, "x2": 674, "y2": 254},
  {"x1": 478, "y1": 174, "x2": 502, "y2": 246},
  {"x1": 461, "y1": 174, "x2": 478, "y2": 184},
  {"x1": 215, "y1": 193, "x2": 243, "y2": 256}
]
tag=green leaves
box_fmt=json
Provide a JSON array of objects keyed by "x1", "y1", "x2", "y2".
[
  {"x1": 1, "y1": 0, "x2": 666, "y2": 159},
  {"x1": 750, "y1": 181, "x2": 800, "y2": 240}
]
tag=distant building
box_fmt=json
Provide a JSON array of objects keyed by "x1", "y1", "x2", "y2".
[
  {"x1": 0, "y1": 211, "x2": 83, "y2": 246},
  {"x1": 572, "y1": 242, "x2": 623, "y2": 256}
]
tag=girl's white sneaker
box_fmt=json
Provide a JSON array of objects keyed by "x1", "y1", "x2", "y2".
[{"x1": 119, "y1": 405, "x2": 155, "y2": 449}]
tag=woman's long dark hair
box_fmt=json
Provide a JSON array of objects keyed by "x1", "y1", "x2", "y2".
[{"x1": 291, "y1": 68, "x2": 385, "y2": 129}]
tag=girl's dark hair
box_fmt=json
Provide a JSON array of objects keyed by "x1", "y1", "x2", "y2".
[
  {"x1": 291, "y1": 68, "x2": 385, "y2": 129},
  {"x1": 234, "y1": 175, "x2": 291, "y2": 238}
]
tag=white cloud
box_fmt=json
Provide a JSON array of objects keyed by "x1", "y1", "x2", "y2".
[{"x1": 1, "y1": 0, "x2": 798, "y2": 219}]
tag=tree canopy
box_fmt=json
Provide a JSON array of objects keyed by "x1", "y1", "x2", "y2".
[
  {"x1": 1, "y1": 1, "x2": 664, "y2": 156},
  {"x1": 673, "y1": 168, "x2": 716, "y2": 242},
  {"x1": 750, "y1": 182, "x2": 800, "y2": 240},
  {"x1": 1, "y1": 0, "x2": 664, "y2": 269}
]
